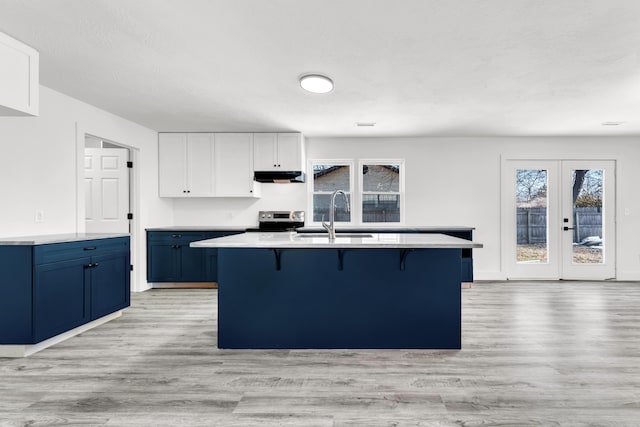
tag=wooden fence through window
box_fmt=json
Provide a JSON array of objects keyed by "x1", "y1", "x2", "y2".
[{"x1": 517, "y1": 207, "x2": 602, "y2": 244}]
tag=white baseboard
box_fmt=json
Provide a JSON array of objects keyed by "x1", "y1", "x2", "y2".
[{"x1": 0, "y1": 311, "x2": 122, "y2": 358}]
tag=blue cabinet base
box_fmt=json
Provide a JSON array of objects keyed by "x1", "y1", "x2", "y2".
[
  {"x1": 0, "y1": 236, "x2": 130, "y2": 355},
  {"x1": 218, "y1": 248, "x2": 462, "y2": 349}
]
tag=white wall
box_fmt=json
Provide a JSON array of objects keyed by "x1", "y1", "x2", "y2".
[
  {"x1": 305, "y1": 136, "x2": 640, "y2": 280},
  {"x1": 173, "y1": 136, "x2": 640, "y2": 280},
  {"x1": 4, "y1": 90, "x2": 639, "y2": 283},
  {"x1": 171, "y1": 184, "x2": 307, "y2": 226},
  {"x1": 0, "y1": 86, "x2": 173, "y2": 291}
]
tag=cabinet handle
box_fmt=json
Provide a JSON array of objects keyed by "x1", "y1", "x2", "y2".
[
  {"x1": 84, "y1": 263, "x2": 99, "y2": 269},
  {"x1": 277, "y1": 164, "x2": 281, "y2": 167},
  {"x1": 83, "y1": 246, "x2": 97, "y2": 251},
  {"x1": 172, "y1": 245, "x2": 181, "y2": 249},
  {"x1": 172, "y1": 234, "x2": 182, "y2": 238}
]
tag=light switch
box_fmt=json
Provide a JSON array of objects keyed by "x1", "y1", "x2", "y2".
[
  {"x1": 624, "y1": 208, "x2": 631, "y2": 216},
  {"x1": 35, "y1": 210, "x2": 44, "y2": 222}
]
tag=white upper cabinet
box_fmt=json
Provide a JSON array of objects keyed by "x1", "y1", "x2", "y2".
[
  {"x1": 253, "y1": 133, "x2": 278, "y2": 171},
  {"x1": 0, "y1": 32, "x2": 39, "y2": 116},
  {"x1": 253, "y1": 132, "x2": 304, "y2": 171},
  {"x1": 186, "y1": 133, "x2": 216, "y2": 196},
  {"x1": 214, "y1": 133, "x2": 261, "y2": 197},
  {"x1": 158, "y1": 133, "x2": 215, "y2": 197}
]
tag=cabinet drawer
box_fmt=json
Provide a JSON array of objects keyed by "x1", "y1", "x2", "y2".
[
  {"x1": 147, "y1": 231, "x2": 208, "y2": 243},
  {"x1": 34, "y1": 237, "x2": 130, "y2": 265}
]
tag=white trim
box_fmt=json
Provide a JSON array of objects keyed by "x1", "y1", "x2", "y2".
[{"x1": 0, "y1": 311, "x2": 122, "y2": 358}]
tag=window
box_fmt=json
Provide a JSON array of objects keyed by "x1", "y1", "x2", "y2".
[
  {"x1": 310, "y1": 161, "x2": 353, "y2": 223},
  {"x1": 309, "y1": 159, "x2": 404, "y2": 224},
  {"x1": 361, "y1": 161, "x2": 403, "y2": 223}
]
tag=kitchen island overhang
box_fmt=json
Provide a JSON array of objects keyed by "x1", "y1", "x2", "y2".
[{"x1": 191, "y1": 232, "x2": 482, "y2": 350}]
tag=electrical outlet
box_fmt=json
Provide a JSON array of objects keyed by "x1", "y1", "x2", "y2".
[{"x1": 35, "y1": 210, "x2": 44, "y2": 223}]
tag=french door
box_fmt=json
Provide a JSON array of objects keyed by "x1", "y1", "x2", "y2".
[{"x1": 503, "y1": 159, "x2": 615, "y2": 280}]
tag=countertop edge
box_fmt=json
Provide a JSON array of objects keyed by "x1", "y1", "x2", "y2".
[
  {"x1": 0, "y1": 233, "x2": 130, "y2": 246},
  {"x1": 190, "y1": 232, "x2": 483, "y2": 249}
]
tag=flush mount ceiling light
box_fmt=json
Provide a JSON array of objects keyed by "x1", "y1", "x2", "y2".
[{"x1": 299, "y1": 74, "x2": 334, "y2": 94}]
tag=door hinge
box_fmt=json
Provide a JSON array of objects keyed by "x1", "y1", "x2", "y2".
[
  {"x1": 127, "y1": 213, "x2": 133, "y2": 220},
  {"x1": 130, "y1": 264, "x2": 134, "y2": 271},
  {"x1": 127, "y1": 161, "x2": 133, "y2": 168}
]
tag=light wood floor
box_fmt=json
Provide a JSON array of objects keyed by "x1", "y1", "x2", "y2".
[{"x1": 1, "y1": 281, "x2": 640, "y2": 426}]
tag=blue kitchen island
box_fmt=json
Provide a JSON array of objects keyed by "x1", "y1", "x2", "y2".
[{"x1": 191, "y1": 232, "x2": 482, "y2": 349}]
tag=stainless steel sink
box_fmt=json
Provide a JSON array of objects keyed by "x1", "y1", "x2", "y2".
[{"x1": 295, "y1": 233, "x2": 374, "y2": 238}]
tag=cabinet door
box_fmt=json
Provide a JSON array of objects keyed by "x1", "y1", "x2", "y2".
[
  {"x1": 253, "y1": 133, "x2": 277, "y2": 171},
  {"x1": 147, "y1": 243, "x2": 179, "y2": 281},
  {"x1": 0, "y1": 32, "x2": 39, "y2": 116},
  {"x1": 158, "y1": 133, "x2": 188, "y2": 197},
  {"x1": 187, "y1": 133, "x2": 215, "y2": 196},
  {"x1": 90, "y1": 252, "x2": 130, "y2": 320},
  {"x1": 177, "y1": 245, "x2": 207, "y2": 281},
  {"x1": 34, "y1": 258, "x2": 91, "y2": 342},
  {"x1": 276, "y1": 133, "x2": 303, "y2": 171},
  {"x1": 215, "y1": 133, "x2": 255, "y2": 196}
]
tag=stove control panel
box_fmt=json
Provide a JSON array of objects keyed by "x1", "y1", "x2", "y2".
[{"x1": 258, "y1": 210, "x2": 305, "y2": 223}]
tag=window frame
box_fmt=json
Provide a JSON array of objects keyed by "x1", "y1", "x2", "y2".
[
  {"x1": 358, "y1": 159, "x2": 405, "y2": 225},
  {"x1": 307, "y1": 158, "x2": 405, "y2": 226},
  {"x1": 307, "y1": 159, "x2": 356, "y2": 225}
]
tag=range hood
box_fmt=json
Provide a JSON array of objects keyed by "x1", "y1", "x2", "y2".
[{"x1": 254, "y1": 171, "x2": 305, "y2": 183}]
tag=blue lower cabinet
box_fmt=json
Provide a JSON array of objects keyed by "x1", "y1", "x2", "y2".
[
  {"x1": 146, "y1": 230, "x2": 243, "y2": 283},
  {"x1": 34, "y1": 257, "x2": 91, "y2": 342},
  {"x1": 178, "y1": 245, "x2": 207, "y2": 281},
  {"x1": 147, "y1": 244, "x2": 179, "y2": 281},
  {"x1": 90, "y1": 252, "x2": 131, "y2": 320},
  {"x1": 0, "y1": 236, "x2": 130, "y2": 345}
]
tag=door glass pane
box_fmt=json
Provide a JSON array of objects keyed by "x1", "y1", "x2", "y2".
[
  {"x1": 516, "y1": 169, "x2": 548, "y2": 263},
  {"x1": 571, "y1": 169, "x2": 603, "y2": 264}
]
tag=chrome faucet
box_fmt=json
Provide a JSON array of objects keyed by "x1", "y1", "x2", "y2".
[{"x1": 322, "y1": 190, "x2": 350, "y2": 240}]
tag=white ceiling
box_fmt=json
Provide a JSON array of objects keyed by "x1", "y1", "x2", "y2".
[{"x1": 1, "y1": 0, "x2": 639, "y2": 137}]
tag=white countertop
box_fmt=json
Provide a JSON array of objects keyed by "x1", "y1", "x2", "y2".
[
  {"x1": 146, "y1": 226, "x2": 252, "y2": 232},
  {"x1": 297, "y1": 225, "x2": 475, "y2": 232},
  {"x1": 0, "y1": 233, "x2": 130, "y2": 246},
  {"x1": 190, "y1": 232, "x2": 482, "y2": 249}
]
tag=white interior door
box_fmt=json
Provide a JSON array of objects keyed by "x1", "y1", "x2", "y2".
[
  {"x1": 561, "y1": 160, "x2": 615, "y2": 280},
  {"x1": 85, "y1": 148, "x2": 130, "y2": 233},
  {"x1": 503, "y1": 159, "x2": 616, "y2": 280}
]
